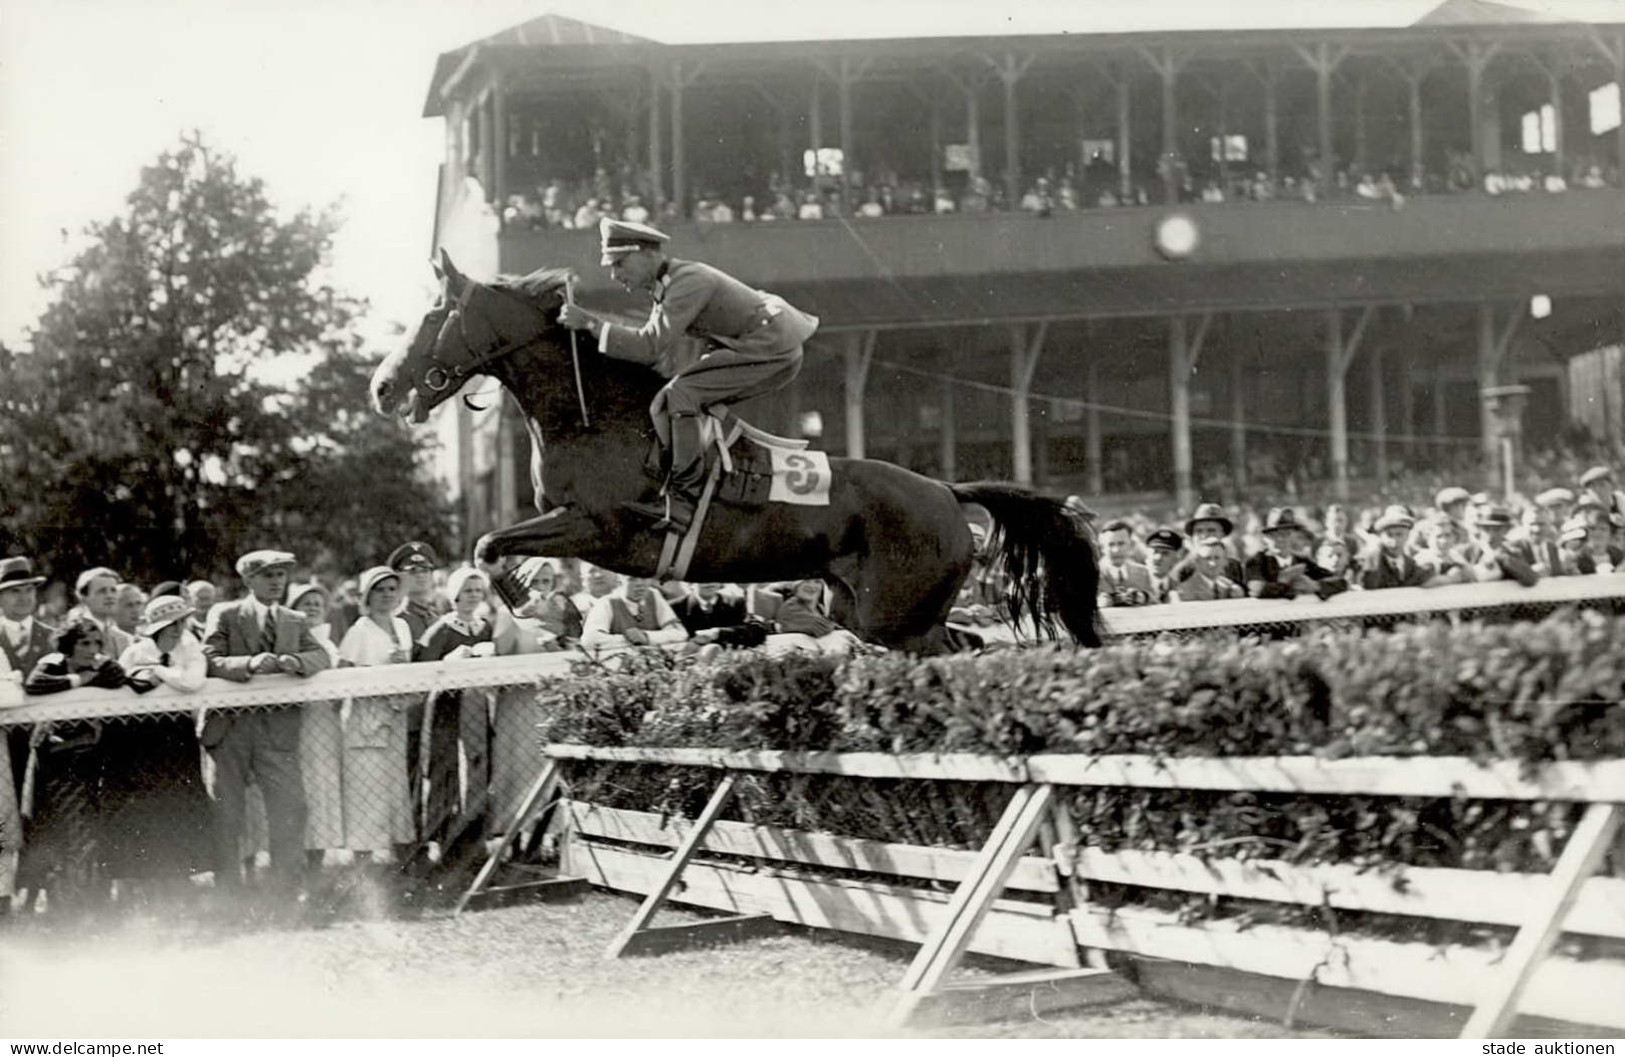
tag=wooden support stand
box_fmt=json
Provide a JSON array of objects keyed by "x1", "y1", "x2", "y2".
[
  {"x1": 616, "y1": 913, "x2": 783, "y2": 958},
  {"x1": 455, "y1": 758, "x2": 583, "y2": 915},
  {"x1": 1460, "y1": 802, "x2": 1624, "y2": 1039},
  {"x1": 887, "y1": 783, "x2": 1132, "y2": 1027}
]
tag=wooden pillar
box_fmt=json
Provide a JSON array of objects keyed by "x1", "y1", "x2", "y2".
[
  {"x1": 838, "y1": 55, "x2": 855, "y2": 214},
  {"x1": 996, "y1": 53, "x2": 1030, "y2": 210},
  {"x1": 929, "y1": 93, "x2": 944, "y2": 195},
  {"x1": 966, "y1": 82, "x2": 982, "y2": 181},
  {"x1": 1315, "y1": 43, "x2": 1334, "y2": 192},
  {"x1": 1170, "y1": 316, "x2": 1194, "y2": 511},
  {"x1": 1370, "y1": 342, "x2": 1388, "y2": 487},
  {"x1": 1327, "y1": 308, "x2": 1350, "y2": 502},
  {"x1": 1478, "y1": 303, "x2": 1499, "y2": 471},
  {"x1": 1010, "y1": 322, "x2": 1047, "y2": 486},
  {"x1": 1215, "y1": 78, "x2": 1230, "y2": 190},
  {"x1": 1547, "y1": 68, "x2": 1565, "y2": 177},
  {"x1": 1116, "y1": 68, "x2": 1133, "y2": 199},
  {"x1": 492, "y1": 78, "x2": 508, "y2": 212},
  {"x1": 1230, "y1": 342, "x2": 1247, "y2": 493},
  {"x1": 1353, "y1": 76, "x2": 1368, "y2": 172},
  {"x1": 844, "y1": 332, "x2": 874, "y2": 460},
  {"x1": 940, "y1": 373, "x2": 957, "y2": 482},
  {"x1": 1400, "y1": 349, "x2": 1417, "y2": 463},
  {"x1": 1086, "y1": 355, "x2": 1104, "y2": 496},
  {"x1": 1616, "y1": 36, "x2": 1625, "y2": 180},
  {"x1": 1159, "y1": 49, "x2": 1180, "y2": 204},
  {"x1": 1432, "y1": 365, "x2": 1449, "y2": 453},
  {"x1": 1033, "y1": 400, "x2": 1050, "y2": 486},
  {"x1": 1408, "y1": 72, "x2": 1424, "y2": 189},
  {"x1": 1263, "y1": 64, "x2": 1280, "y2": 184},
  {"x1": 648, "y1": 69, "x2": 664, "y2": 205},
  {"x1": 1458, "y1": 42, "x2": 1502, "y2": 180},
  {"x1": 810, "y1": 71, "x2": 823, "y2": 171},
  {"x1": 477, "y1": 91, "x2": 495, "y2": 198},
  {"x1": 670, "y1": 62, "x2": 687, "y2": 216}
]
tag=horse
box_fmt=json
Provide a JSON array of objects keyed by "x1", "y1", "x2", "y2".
[{"x1": 370, "y1": 250, "x2": 1100, "y2": 652}]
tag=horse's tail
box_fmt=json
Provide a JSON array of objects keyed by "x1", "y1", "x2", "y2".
[{"x1": 950, "y1": 481, "x2": 1102, "y2": 647}]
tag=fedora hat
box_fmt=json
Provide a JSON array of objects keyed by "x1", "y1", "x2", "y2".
[
  {"x1": 1184, "y1": 502, "x2": 1233, "y2": 536},
  {"x1": 136, "y1": 596, "x2": 195, "y2": 638},
  {"x1": 1474, "y1": 504, "x2": 1515, "y2": 528},
  {"x1": 1261, "y1": 507, "x2": 1308, "y2": 535},
  {"x1": 0, "y1": 556, "x2": 46, "y2": 592}
]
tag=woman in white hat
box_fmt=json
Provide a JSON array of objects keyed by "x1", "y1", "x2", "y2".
[
  {"x1": 335, "y1": 567, "x2": 414, "y2": 868},
  {"x1": 82, "y1": 597, "x2": 216, "y2": 896},
  {"x1": 286, "y1": 582, "x2": 344, "y2": 870}
]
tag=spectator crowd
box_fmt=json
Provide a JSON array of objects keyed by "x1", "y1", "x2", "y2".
[{"x1": 0, "y1": 537, "x2": 865, "y2": 926}]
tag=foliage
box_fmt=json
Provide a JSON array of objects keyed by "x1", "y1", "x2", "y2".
[
  {"x1": 539, "y1": 613, "x2": 1625, "y2": 875},
  {"x1": 0, "y1": 133, "x2": 451, "y2": 585}
]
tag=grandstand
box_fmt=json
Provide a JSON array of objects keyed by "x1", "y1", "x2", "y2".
[{"x1": 420, "y1": 3, "x2": 1625, "y2": 545}]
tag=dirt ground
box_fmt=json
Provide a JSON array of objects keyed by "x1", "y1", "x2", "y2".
[{"x1": 0, "y1": 889, "x2": 1334, "y2": 1039}]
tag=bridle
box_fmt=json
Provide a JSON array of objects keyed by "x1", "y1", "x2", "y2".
[{"x1": 418, "y1": 279, "x2": 590, "y2": 426}]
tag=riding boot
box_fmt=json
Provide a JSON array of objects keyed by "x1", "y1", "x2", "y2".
[{"x1": 628, "y1": 414, "x2": 706, "y2": 532}]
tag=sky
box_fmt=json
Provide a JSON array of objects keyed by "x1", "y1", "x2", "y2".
[{"x1": 4, "y1": 0, "x2": 1624, "y2": 355}]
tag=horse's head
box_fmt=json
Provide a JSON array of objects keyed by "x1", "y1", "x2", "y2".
[{"x1": 371, "y1": 249, "x2": 574, "y2": 423}]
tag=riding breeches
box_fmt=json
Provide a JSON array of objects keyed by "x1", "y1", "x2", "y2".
[{"x1": 648, "y1": 344, "x2": 805, "y2": 446}]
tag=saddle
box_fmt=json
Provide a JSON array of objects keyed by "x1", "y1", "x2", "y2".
[{"x1": 652, "y1": 406, "x2": 815, "y2": 582}]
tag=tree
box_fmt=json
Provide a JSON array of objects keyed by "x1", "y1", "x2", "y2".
[{"x1": 0, "y1": 133, "x2": 453, "y2": 587}]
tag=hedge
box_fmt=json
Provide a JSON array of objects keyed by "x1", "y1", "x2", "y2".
[{"x1": 539, "y1": 612, "x2": 1625, "y2": 879}]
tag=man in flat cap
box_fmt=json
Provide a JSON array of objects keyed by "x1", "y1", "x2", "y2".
[
  {"x1": 201, "y1": 549, "x2": 331, "y2": 907},
  {"x1": 1579, "y1": 465, "x2": 1624, "y2": 520},
  {"x1": 388, "y1": 541, "x2": 449, "y2": 655},
  {"x1": 559, "y1": 217, "x2": 821, "y2": 531}
]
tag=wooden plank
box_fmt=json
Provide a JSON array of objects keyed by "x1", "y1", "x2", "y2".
[
  {"x1": 455, "y1": 758, "x2": 559, "y2": 916},
  {"x1": 1067, "y1": 906, "x2": 1625, "y2": 1031},
  {"x1": 1069, "y1": 848, "x2": 1625, "y2": 939},
  {"x1": 544, "y1": 745, "x2": 1028, "y2": 782},
  {"x1": 606, "y1": 773, "x2": 737, "y2": 959},
  {"x1": 1124, "y1": 957, "x2": 1612, "y2": 1040},
  {"x1": 893, "y1": 784, "x2": 1056, "y2": 1025},
  {"x1": 566, "y1": 800, "x2": 1060, "y2": 894},
  {"x1": 1461, "y1": 802, "x2": 1624, "y2": 1038},
  {"x1": 1027, "y1": 755, "x2": 1625, "y2": 802},
  {"x1": 914, "y1": 967, "x2": 1137, "y2": 1027},
  {"x1": 618, "y1": 914, "x2": 783, "y2": 957},
  {"x1": 572, "y1": 839, "x2": 1081, "y2": 968},
  {"x1": 464, "y1": 875, "x2": 588, "y2": 911}
]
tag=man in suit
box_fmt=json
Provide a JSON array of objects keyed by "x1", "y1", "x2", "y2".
[
  {"x1": 670, "y1": 582, "x2": 765, "y2": 648},
  {"x1": 559, "y1": 217, "x2": 821, "y2": 531},
  {"x1": 202, "y1": 550, "x2": 331, "y2": 903},
  {"x1": 1144, "y1": 528, "x2": 1185, "y2": 604},
  {"x1": 1246, "y1": 508, "x2": 1346, "y2": 600},
  {"x1": 1360, "y1": 508, "x2": 1433, "y2": 590},
  {"x1": 2, "y1": 557, "x2": 56, "y2": 820},
  {"x1": 388, "y1": 541, "x2": 449, "y2": 655},
  {"x1": 1176, "y1": 503, "x2": 1245, "y2": 586},
  {"x1": 1096, "y1": 520, "x2": 1154, "y2": 607},
  {"x1": 1172, "y1": 539, "x2": 1245, "y2": 602},
  {"x1": 1508, "y1": 504, "x2": 1564, "y2": 579}
]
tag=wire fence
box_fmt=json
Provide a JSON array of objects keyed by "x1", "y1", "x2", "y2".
[{"x1": 4, "y1": 579, "x2": 1625, "y2": 915}]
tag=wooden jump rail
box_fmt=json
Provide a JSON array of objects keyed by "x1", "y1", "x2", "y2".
[{"x1": 464, "y1": 745, "x2": 1625, "y2": 1035}]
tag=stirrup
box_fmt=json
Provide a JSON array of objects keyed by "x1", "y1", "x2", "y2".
[{"x1": 628, "y1": 494, "x2": 694, "y2": 533}]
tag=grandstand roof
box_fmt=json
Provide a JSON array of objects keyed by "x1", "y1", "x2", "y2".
[{"x1": 424, "y1": 1, "x2": 1625, "y2": 115}]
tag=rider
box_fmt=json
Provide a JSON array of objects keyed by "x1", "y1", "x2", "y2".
[{"x1": 558, "y1": 217, "x2": 820, "y2": 531}]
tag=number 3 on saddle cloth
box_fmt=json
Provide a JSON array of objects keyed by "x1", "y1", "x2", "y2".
[{"x1": 652, "y1": 407, "x2": 832, "y2": 581}]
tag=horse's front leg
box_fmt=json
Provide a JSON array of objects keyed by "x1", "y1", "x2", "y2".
[{"x1": 474, "y1": 505, "x2": 603, "y2": 566}]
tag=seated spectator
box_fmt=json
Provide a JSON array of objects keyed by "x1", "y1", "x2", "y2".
[
  {"x1": 418, "y1": 567, "x2": 497, "y2": 662},
  {"x1": 1170, "y1": 539, "x2": 1244, "y2": 602},
  {"x1": 571, "y1": 562, "x2": 620, "y2": 619},
  {"x1": 186, "y1": 580, "x2": 218, "y2": 639},
  {"x1": 23, "y1": 619, "x2": 130, "y2": 695},
  {"x1": 1245, "y1": 508, "x2": 1346, "y2": 600},
  {"x1": 1143, "y1": 528, "x2": 1184, "y2": 603},
  {"x1": 797, "y1": 192, "x2": 824, "y2": 220},
  {"x1": 1565, "y1": 514, "x2": 1624, "y2": 574},
  {"x1": 933, "y1": 186, "x2": 956, "y2": 214},
  {"x1": 1360, "y1": 508, "x2": 1437, "y2": 589},
  {"x1": 581, "y1": 575, "x2": 689, "y2": 650},
  {"x1": 1534, "y1": 487, "x2": 1576, "y2": 532},
  {"x1": 855, "y1": 191, "x2": 885, "y2": 218},
  {"x1": 1314, "y1": 537, "x2": 1355, "y2": 581},
  {"x1": 671, "y1": 582, "x2": 766, "y2": 648},
  {"x1": 1096, "y1": 519, "x2": 1154, "y2": 607}
]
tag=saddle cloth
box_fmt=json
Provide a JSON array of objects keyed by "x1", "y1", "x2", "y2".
[{"x1": 687, "y1": 406, "x2": 828, "y2": 509}]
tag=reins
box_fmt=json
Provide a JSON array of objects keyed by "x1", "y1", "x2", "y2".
[{"x1": 424, "y1": 280, "x2": 592, "y2": 429}]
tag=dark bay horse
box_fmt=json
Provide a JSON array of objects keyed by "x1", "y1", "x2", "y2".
[{"x1": 370, "y1": 251, "x2": 1099, "y2": 651}]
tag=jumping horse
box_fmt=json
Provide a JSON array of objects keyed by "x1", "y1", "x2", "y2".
[{"x1": 370, "y1": 251, "x2": 1100, "y2": 652}]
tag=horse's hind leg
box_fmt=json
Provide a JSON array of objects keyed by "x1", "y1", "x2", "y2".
[{"x1": 846, "y1": 550, "x2": 970, "y2": 653}]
